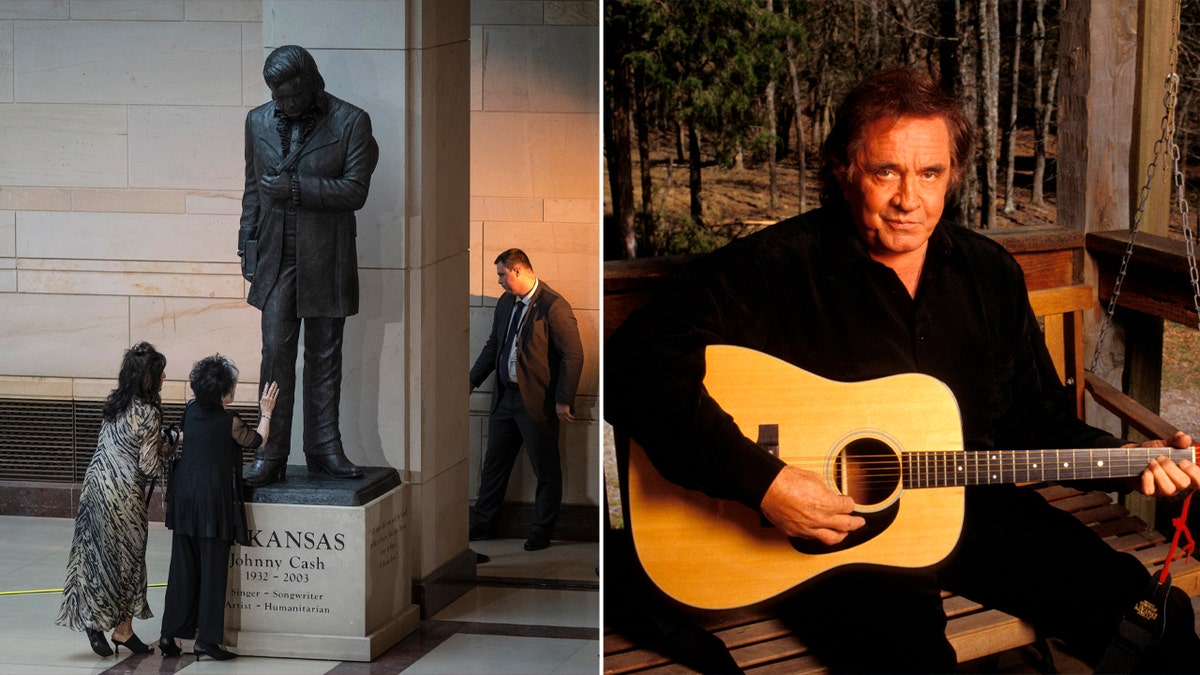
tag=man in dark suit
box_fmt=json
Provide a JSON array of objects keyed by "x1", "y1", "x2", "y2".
[
  {"x1": 238, "y1": 45, "x2": 379, "y2": 486},
  {"x1": 470, "y1": 249, "x2": 585, "y2": 551}
]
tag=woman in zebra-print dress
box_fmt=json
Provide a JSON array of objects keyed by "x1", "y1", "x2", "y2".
[{"x1": 56, "y1": 342, "x2": 177, "y2": 657}]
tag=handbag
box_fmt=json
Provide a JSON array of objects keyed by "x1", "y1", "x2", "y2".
[{"x1": 161, "y1": 401, "x2": 191, "y2": 528}]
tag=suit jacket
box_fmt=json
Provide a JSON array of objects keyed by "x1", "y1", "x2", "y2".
[
  {"x1": 239, "y1": 92, "x2": 380, "y2": 318},
  {"x1": 470, "y1": 281, "x2": 585, "y2": 424}
]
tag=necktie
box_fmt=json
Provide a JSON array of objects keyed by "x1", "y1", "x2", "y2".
[{"x1": 500, "y1": 300, "x2": 524, "y2": 385}]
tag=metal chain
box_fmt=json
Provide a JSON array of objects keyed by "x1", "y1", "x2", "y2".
[
  {"x1": 1088, "y1": 0, "x2": 1197, "y2": 371},
  {"x1": 1172, "y1": 101, "x2": 1200, "y2": 329}
]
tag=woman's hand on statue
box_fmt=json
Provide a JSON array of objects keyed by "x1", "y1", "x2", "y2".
[{"x1": 260, "y1": 381, "x2": 280, "y2": 417}]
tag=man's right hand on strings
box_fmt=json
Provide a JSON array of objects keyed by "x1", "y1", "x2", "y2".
[{"x1": 760, "y1": 465, "x2": 866, "y2": 545}]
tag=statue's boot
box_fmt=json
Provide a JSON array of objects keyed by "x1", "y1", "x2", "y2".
[
  {"x1": 306, "y1": 445, "x2": 363, "y2": 478},
  {"x1": 244, "y1": 447, "x2": 289, "y2": 486}
]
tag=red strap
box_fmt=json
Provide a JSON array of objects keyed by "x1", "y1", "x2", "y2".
[{"x1": 1159, "y1": 490, "x2": 1195, "y2": 584}]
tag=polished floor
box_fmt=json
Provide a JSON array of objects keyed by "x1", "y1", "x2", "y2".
[{"x1": 0, "y1": 516, "x2": 599, "y2": 674}]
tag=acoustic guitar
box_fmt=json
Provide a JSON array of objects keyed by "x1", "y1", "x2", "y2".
[{"x1": 626, "y1": 344, "x2": 1195, "y2": 610}]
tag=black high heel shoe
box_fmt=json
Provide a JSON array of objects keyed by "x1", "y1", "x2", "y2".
[
  {"x1": 85, "y1": 628, "x2": 113, "y2": 657},
  {"x1": 112, "y1": 632, "x2": 153, "y2": 655},
  {"x1": 193, "y1": 641, "x2": 236, "y2": 661},
  {"x1": 158, "y1": 637, "x2": 182, "y2": 657}
]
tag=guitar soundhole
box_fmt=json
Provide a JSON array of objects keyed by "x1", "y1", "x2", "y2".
[{"x1": 833, "y1": 438, "x2": 901, "y2": 508}]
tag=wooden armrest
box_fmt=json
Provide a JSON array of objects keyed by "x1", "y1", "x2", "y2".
[{"x1": 1083, "y1": 372, "x2": 1180, "y2": 440}]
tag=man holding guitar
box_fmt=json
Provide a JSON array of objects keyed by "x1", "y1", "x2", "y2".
[{"x1": 607, "y1": 67, "x2": 1200, "y2": 672}]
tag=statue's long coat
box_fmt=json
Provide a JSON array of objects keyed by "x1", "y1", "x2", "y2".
[{"x1": 239, "y1": 93, "x2": 379, "y2": 318}]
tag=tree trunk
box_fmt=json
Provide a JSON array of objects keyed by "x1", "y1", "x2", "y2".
[
  {"x1": 634, "y1": 70, "x2": 656, "y2": 256},
  {"x1": 765, "y1": 0, "x2": 779, "y2": 211},
  {"x1": 605, "y1": 50, "x2": 636, "y2": 258},
  {"x1": 1031, "y1": 0, "x2": 1049, "y2": 206},
  {"x1": 785, "y1": 14, "x2": 808, "y2": 215},
  {"x1": 767, "y1": 80, "x2": 780, "y2": 210},
  {"x1": 1003, "y1": 0, "x2": 1024, "y2": 215},
  {"x1": 979, "y1": 0, "x2": 1001, "y2": 229},
  {"x1": 937, "y1": 1, "x2": 960, "y2": 96},
  {"x1": 1034, "y1": 65, "x2": 1057, "y2": 207},
  {"x1": 687, "y1": 120, "x2": 704, "y2": 226},
  {"x1": 955, "y1": 0, "x2": 980, "y2": 228}
]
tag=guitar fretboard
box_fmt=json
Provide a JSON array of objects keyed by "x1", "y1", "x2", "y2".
[{"x1": 902, "y1": 447, "x2": 1196, "y2": 488}]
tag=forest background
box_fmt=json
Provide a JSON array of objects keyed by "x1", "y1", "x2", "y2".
[
  {"x1": 600, "y1": 0, "x2": 1200, "y2": 467},
  {"x1": 602, "y1": 0, "x2": 1200, "y2": 257}
]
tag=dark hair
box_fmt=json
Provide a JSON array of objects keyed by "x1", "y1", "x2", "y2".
[
  {"x1": 819, "y1": 67, "x2": 974, "y2": 207},
  {"x1": 263, "y1": 45, "x2": 325, "y2": 94},
  {"x1": 102, "y1": 342, "x2": 166, "y2": 422},
  {"x1": 189, "y1": 355, "x2": 240, "y2": 410},
  {"x1": 494, "y1": 248, "x2": 533, "y2": 271}
]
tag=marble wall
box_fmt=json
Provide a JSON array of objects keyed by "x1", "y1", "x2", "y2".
[
  {"x1": 0, "y1": 0, "x2": 599, "y2": 580},
  {"x1": 468, "y1": 0, "x2": 601, "y2": 530},
  {"x1": 0, "y1": 0, "x2": 264, "y2": 393}
]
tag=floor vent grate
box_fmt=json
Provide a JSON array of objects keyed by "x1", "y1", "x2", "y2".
[{"x1": 0, "y1": 398, "x2": 260, "y2": 482}]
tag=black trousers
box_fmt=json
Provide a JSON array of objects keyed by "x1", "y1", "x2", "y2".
[
  {"x1": 258, "y1": 259, "x2": 346, "y2": 460},
  {"x1": 471, "y1": 385, "x2": 562, "y2": 538},
  {"x1": 775, "y1": 485, "x2": 1200, "y2": 673},
  {"x1": 160, "y1": 533, "x2": 231, "y2": 645}
]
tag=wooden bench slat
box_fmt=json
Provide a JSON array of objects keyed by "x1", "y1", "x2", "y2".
[
  {"x1": 1093, "y1": 515, "x2": 1165, "y2": 539},
  {"x1": 744, "y1": 654, "x2": 827, "y2": 675},
  {"x1": 604, "y1": 647, "x2": 677, "y2": 674},
  {"x1": 1056, "y1": 491, "x2": 1120, "y2": 513},
  {"x1": 634, "y1": 661, "x2": 705, "y2": 675},
  {"x1": 943, "y1": 594, "x2": 985, "y2": 618},
  {"x1": 728, "y1": 635, "x2": 811, "y2": 669},
  {"x1": 712, "y1": 618, "x2": 795, "y2": 649},
  {"x1": 946, "y1": 608, "x2": 1039, "y2": 663},
  {"x1": 1106, "y1": 528, "x2": 1167, "y2": 552},
  {"x1": 1075, "y1": 502, "x2": 1135, "y2": 524},
  {"x1": 1036, "y1": 484, "x2": 1084, "y2": 502}
]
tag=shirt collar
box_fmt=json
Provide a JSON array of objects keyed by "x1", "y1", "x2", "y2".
[
  {"x1": 819, "y1": 203, "x2": 961, "y2": 270},
  {"x1": 273, "y1": 92, "x2": 329, "y2": 120},
  {"x1": 517, "y1": 278, "x2": 539, "y2": 305}
]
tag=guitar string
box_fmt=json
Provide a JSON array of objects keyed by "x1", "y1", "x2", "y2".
[{"x1": 765, "y1": 450, "x2": 1191, "y2": 489}]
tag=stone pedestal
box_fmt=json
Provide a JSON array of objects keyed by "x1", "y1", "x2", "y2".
[{"x1": 223, "y1": 467, "x2": 419, "y2": 661}]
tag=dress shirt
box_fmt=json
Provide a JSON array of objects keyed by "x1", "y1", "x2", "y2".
[{"x1": 506, "y1": 279, "x2": 538, "y2": 384}]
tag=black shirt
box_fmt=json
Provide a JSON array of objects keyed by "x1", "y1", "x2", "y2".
[
  {"x1": 167, "y1": 403, "x2": 261, "y2": 540},
  {"x1": 605, "y1": 205, "x2": 1123, "y2": 512}
]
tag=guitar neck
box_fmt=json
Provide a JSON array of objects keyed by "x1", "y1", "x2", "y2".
[{"x1": 903, "y1": 446, "x2": 1197, "y2": 488}]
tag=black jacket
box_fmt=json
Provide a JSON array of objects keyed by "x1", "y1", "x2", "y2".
[
  {"x1": 239, "y1": 92, "x2": 379, "y2": 318},
  {"x1": 605, "y1": 206, "x2": 1123, "y2": 511}
]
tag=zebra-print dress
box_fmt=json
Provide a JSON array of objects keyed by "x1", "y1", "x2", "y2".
[{"x1": 55, "y1": 399, "x2": 169, "y2": 632}]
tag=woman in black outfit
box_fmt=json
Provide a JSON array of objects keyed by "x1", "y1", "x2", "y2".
[{"x1": 157, "y1": 355, "x2": 278, "y2": 660}]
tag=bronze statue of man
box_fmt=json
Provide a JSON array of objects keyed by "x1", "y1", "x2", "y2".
[{"x1": 238, "y1": 45, "x2": 379, "y2": 486}]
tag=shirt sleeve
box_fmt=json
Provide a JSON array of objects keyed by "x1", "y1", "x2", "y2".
[
  {"x1": 231, "y1": 413, "x2": 263, "y2": 449},
  {"x1": 605, "y1": 241, "x2": 789, "y2": 512},
  {"x1": 136, "y1": 402, "x2": 168, "y2": 478}
]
